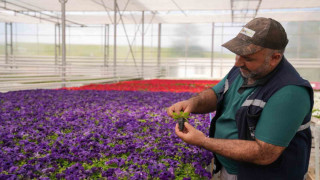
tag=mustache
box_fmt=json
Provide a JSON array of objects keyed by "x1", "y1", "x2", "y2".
[{"x1": 240, "y1": 66, "x2": 250, "y2": 71}]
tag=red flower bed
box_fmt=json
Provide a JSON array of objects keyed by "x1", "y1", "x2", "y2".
[
  {"x1": 311, "y1": 82, "x2": 320, "y2": 91},
  {"x1": 65, "y1": 79, "x2": 220, "y2": 93}
]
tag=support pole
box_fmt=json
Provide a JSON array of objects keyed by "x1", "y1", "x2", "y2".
[
  {"x1": 60, "y1": 0, "x2": 67, "y2": 87},
  {"x1": 297, "y1": 22, "x2": 301, "y2": 58},
  {"x1": 157, "y1": 23, "x2": 161, "y2": 77},
  {"x1": 10, "y1": 23, "x2": 13, "y2": 58},
  {"x1": 316, "y1": 125, "x2": 320, "y2": 180},
  {"x1": 54, "y1": 23, "x2": 61, "y2": 74},
  {"x1": 58, "y1": 24, "x2": 61, "y2": 59},
  {"x1": 54, "y1": 24, "x2": 58, "y2": 66},
  {"x1": 5, "y1": 23, "x2": 8, "y2": 65},
  {"x1": 220, "y1": 23, "x2": 224, "y2": 78},
  {"x1": 184, "y1": 26, "x2": 188, "y2": 78},
  {"x1": 141, "y1": 11, "x2": 144, "y2": 79},
  {"x1": 4, "y1": 23, "x2": 13, "y2": 67},
  {"x1": 104, "y1": 24, "x2": 109, "y2": 67},
  {"x1": 211, "y1": 22, "x2": 215, "y2": 78},
  {"x1": 113, "y1": 0, "x2": 117, "y2": 80},
  {"x1": 36, "y1": 23, "x2": 39, "y2": 55}
]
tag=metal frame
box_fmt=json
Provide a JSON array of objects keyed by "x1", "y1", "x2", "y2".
[
  {"x1": 113, "y1": 0, "x2": 117, "y2": 79},
  {"x1": 211, "y1": 22, "x2": 215, "y2": 77},
  {"x1": 230, "y1": 0, "x2": 262, "y2": 23},
  {"x1": 157, "y1": 23, "x2": 162, "y2": 77},
  {"x1": 4, "y1": 22, "x2": 13, "y2": 66},
  {"x1": 60, "y1": 0, "x2": 67, "y2": 87},
  {"x1": 0, "y1": 0, "x2": 85, "y2": 26},
  {"x1": 104, "y1": 24, "x2": 110, "y2": 68},
  {"x1": 141, "y1": 11, "x2": 144, "y2": 78},
  {"x1": 54, "y1": 23, "x2": 61, "y2": 66}
]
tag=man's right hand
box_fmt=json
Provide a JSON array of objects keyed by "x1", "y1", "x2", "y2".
[
  {"x1": 166, "y1": 100, "x2": 195, "y2": 118},
  {"x1": 167, "y1": 88, "x2": 218, "y2": 118}
]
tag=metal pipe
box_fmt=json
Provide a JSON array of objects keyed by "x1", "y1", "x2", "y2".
[
  {"x1": 211, "y1": 22, "x2": 215, "y2": 77},
  {"x1": 58, "y1": 24, "x2": 61, "y2": 58},
  {"x1": 60, "y1": 0, "x2": 67, "y2": 87},
  {"x1": 141, "y1": 11, "x2": 144, "y2": 78},
  {"x1": 37, "y1": 23, "x2": 39, "y2": 55},
  {"x1": 104, "y1": 24, "x2": 109, "y2": 67},
  {"x1": 231, "y1": 0, "x2": 234, "y2": 23},
  {"x1": 5, "y1": 23, "x2": 8, "y2": 64},
  {"x1": 54, "y1": 24, "x2": 58, "y2": 65},
  {"x1": 185, "y1": 25, "x2": 188, "y2": 78},
  {"x1": 113, "y1": 0, "x2": 117, "y2": 79},
  {"x1": 107, "y1": 24, "x2": 109, "y2": 67},
  {"x1": 1, "y1": 1, "x2": 85, "y2": 26},
  {"x1": 157, "y1": 23, "x2": 162, "y2": 77},
  {"x1": 254, "y1": 0, "x2": 262, "y2": 17},
  {"x1": 220, "y1": 23, "x2": 224, "y2": 78},
  {"x1": 297, "y1": 22, "x2": 301, "y2": 58},
  {"x1": 10, "y1": 23, "x2": 13, "y2": 57},
  {"x1": 54, "y1": 24, "x2": 57, "y2": 65},
  {"x1": 117, "y1": 14, "x2": 140, "y2": 76}
]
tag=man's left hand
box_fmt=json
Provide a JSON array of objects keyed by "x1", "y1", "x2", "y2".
[{"x1": 175, "y1": 122, "x2": 207, "y2": 147}]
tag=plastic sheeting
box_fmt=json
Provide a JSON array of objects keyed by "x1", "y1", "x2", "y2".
[
  {"x1": 0, "y1": 0, "x2": 319, "y2": 24},
  {"x1": 1, "y1": 0, "x2": 320, "y2": 11}
]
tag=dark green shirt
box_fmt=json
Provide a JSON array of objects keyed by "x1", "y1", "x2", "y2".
[{"x1": 212, "y1": 75, "x2": 310, "y2": 175}]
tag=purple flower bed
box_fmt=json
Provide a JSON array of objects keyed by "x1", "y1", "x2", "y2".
[{"x1": 0, "y1": 90, "x2": 213, "y2": 179}]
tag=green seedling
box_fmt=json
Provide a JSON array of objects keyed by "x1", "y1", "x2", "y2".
[{"x1": 173, "y1": 112, "x2": 189, "y2": 131}]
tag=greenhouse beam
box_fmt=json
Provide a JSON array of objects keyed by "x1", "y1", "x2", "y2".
[
  {"x1": 141, "y1": 11, "x2": 144, "y2": 79},
  {"x1": 118, "y1": 14, "x2": 140, "y2": 77},
  {"x1": 104, "y1": 24, "x2": 109, "y2": 67},
  {"x1": 4, "y1": 23, "x2": 13, "y2": 67},
  {"x1": 10, "y1": 23, "x2": 13, "y2": 58},
  {"x1": 157, "y1": 23, "x2": 162, "y2": 77},
  {"x1": 60, "y1": 0, "x2": 67, "y2": 88},
  {"x1": 54, "y1": 23, "x2": 61, "y2": 66},
  {"x1": 113, "y1": 0, "x2": 117, "y2": 80},
  {"x1": 211, "y1": 22, "x2": 215, "y2": 77},
  {"x1": 4, "y1": 23, "x2": 7, "y2": 65},
  {"x1": 2, "y1": 0, "x2": 85, "y2": 26},
  {"x1": 4, "y1": 23, "x2": 13, "y2": 66}
]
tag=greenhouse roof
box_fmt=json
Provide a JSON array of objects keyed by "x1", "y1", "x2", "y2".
[{"x1": 0, "y1": 0, "x2": 319, "y2": 25}]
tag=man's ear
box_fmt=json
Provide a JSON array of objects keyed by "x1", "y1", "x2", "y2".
[{"x1": 270, "y1": 52, "x2": 282, "y2": 67}]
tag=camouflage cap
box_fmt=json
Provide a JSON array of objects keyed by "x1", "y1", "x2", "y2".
[{"x1": 222, "y1": 17, "x2": 289, "y2": 56}]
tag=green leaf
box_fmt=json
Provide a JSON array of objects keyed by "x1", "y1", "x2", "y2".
[
  {"x1": 181, "y1": 112, "x2": 190, "y2": 119},
  {"x1": 172, "y1": 111, "x2": 189, "y2": 121}
]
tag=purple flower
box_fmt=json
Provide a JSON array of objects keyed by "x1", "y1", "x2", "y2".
[{"x1": 0, "y1": 89, "x2": 213, "y2": 179}]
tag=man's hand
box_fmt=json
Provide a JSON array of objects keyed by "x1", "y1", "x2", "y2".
[
  {"x1": 167, "y1": 100, "x2": 195, "y2": 118},
  {"x1": 175, "y1": 122, "x2": 207, "y2": 147},
  {"x1": 167, "y1": 89, "x2": 218, "y2": 118},
  {"x1": 175, "y1": 122, "x2": 286, "y2": 165}
]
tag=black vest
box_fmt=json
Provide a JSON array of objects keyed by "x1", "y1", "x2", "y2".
[{"x1": 209, "y1": 57, "x2": 314, "y2": 180}]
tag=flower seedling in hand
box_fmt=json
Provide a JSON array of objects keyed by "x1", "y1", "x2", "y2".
[{"x1": 173, "y1": 111, "x2": 190, "y2": 131}]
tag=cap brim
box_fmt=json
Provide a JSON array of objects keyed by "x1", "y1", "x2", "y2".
[{"x1": 222, "y1": 37, "x2": 264, "y2": 56}]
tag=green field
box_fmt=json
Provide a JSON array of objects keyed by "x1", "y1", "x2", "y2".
[{"x1": 0, "y1": 43, "x2": 235, "y2": 59}]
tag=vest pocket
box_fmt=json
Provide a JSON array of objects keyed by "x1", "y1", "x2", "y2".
[{"x1": 246, "y1": 108, "x2": 262, "y2": 139}]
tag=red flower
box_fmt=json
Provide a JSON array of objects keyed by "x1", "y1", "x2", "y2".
[{"x1": 62, "y1": 79, "x2": 220, "y2": 93}]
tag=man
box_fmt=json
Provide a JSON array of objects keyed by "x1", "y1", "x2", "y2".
[{"x1": 167, "y1": 17, "x2": 314, "y2": 180}]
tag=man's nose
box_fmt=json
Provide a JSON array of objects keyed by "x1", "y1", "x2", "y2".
[{"x1": 235, "y1": 55, "x2": 244, "y2": 67}]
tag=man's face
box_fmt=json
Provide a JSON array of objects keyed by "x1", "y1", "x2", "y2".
[{"x1": 235, "y1": 48, "x2": 273, "y2": 80}]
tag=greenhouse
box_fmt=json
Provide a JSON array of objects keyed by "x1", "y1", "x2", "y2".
[{"x1": 0, "y1": 0, "x2": 320, "y2": 179}]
